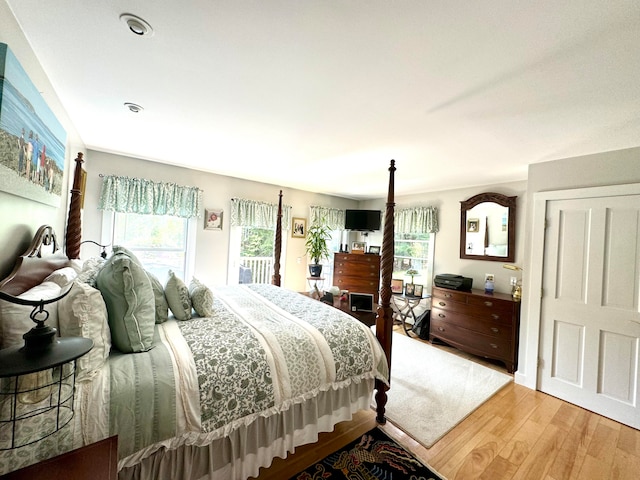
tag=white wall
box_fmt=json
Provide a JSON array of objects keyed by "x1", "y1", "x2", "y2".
[
  {"x1": 81, "y1": 150, "x2": 358, "y2": 291},
  {"x1": 361, "y1": 180, "x2": 527, "y2": 294},
  {"x1": 0, "y1": 1, "x2": 85, "y2": 278}
]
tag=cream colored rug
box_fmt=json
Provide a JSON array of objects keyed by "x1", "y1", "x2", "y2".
[{"x1": 375, "y1": 330, "x2": 512, "y2": 448}]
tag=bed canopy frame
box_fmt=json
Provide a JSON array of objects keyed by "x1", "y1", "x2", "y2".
[{"x1": 62, "y1": 154, "x2": 395, "y2": 423}]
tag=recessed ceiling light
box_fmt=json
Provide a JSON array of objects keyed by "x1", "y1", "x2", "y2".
[
  {"x1": 124, "y1": 102, "x2": 144, "y2": 113},
  {"x1": 119, "y1": 13, "x2": 154, "y2": 37}
]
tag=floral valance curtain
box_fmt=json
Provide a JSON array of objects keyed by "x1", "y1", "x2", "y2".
[
  {"x1": 98, "y1": 175, "x2": 202, "y2": 218},
  {"x1": 309, "y1": 206, "x2": 345, "y2": 230},
  {"x1": 229, "y1": 198, "x2": 292, "y2": 230},
  {"x1": 395, "y1": 206, "x2": 439, "y2": 234}
]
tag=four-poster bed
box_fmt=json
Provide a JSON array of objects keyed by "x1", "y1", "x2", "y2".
[{"x1": 0, "y1": 154, "x2": 397, "y2": 479}]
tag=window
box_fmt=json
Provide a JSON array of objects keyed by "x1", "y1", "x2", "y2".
[
  {"x1": 105, "y1": 212, "x2": 196, "y2": 282},
  {"x1": 394, "y1": 232, "x2": 435, "y2": 289},
  {"x1": 238, "y1": 226, "x2": 276, "y2": 284}
]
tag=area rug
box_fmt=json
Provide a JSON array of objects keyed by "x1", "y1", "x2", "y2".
[
  {"x1": 289, "y1": 427, "x2": 444, "y2": 480},
  {"x1": 376, "y1": 330, "x2": 512, "y2": 448}
]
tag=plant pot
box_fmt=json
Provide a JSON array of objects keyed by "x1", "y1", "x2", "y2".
[{"x1": 309, "y1": 264, "x2": 323, "y2": 278}]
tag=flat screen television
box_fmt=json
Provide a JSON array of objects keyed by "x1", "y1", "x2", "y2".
[{"x1": 344, "y1": 209, "x2": 381, "y2": 231}]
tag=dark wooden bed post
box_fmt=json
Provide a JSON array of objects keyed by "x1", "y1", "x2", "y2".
[
  {"x1": 272, "y1": 190, "x2": 283, "y2": 286},
  {"x1": 375, "y1": 159, "x2": 396, "y2": 424},
  {"x1": 65, "y1": 153, "x2": 84, "y2": 259}
]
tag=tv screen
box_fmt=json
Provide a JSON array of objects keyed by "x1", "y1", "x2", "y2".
[{"x1": 344, "y1": 209, "x2": 381, "y2": 231}]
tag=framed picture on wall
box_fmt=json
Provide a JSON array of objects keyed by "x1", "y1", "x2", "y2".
[
  {"x1": 467, "y1": 218, "x2": 479, "y2": 232},
  {"x1": 292, "y1": 217, "x2": 306, "y2": 238},
  {"x1": 204, "y1": 209, "x2": 223, "y2": 230}
]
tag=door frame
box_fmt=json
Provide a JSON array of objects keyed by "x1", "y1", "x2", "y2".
[{"x1": 517, "y1": 182, "x2": 640, "y2": 390}]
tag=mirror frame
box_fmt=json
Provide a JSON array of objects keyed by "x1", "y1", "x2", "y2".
[{"x1": 460, "y1": 192, "x2": 517, "y2": 262}]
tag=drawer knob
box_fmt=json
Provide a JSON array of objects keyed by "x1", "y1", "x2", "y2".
[
  {"x1": 491, "y1": 327, "x2": 500, "y2": 333},
  {"x1": 490, "y1": 343, "x2": 498, "y2": 349},
  {"x1": 438, "y1": 301, "x2": 446, "y2": 307},
  {"x1": 438, "y1": 327, "x2": 445, "y2": 332},
  {"x1": 484, "y1": 301, "x2": 493, "y2": 307},
  {"x1": 444, "y1": 293, "x2": 452, "y2": 298},
  {"x1": 491, "y1": 314, "x2": 500, "y2": 320},
  {"x1": 438, "y1": 313, "x2": 445, "y2": 318}
]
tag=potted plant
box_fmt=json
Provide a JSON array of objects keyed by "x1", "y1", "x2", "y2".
[{"x1": 305, "y1": 223, "x2": 331, "y2": 278}]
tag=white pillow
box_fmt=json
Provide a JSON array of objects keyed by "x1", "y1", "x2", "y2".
[
  {"x1": 44, "y1": 266, "x2": 78, "y2": 288},
  {"x1": 57, "y1": 281, "x2": 111, "y2": 382},
  {"x1": 189, "y1": 278, "x2": 214, "y2": 317},
  {"x1": 0, "y1": 281, "x2": 61, "y2": 349},
  {"x1": 76, "y1": 257, "x2": 106, "y2": 287}
]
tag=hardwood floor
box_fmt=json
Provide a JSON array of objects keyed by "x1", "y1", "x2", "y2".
[{"x1": 254, "y1": 326, "x2": 640, "y2": 480}]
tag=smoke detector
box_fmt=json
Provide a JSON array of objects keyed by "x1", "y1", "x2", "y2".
[{"x1": 124, "y1": 102, "x2": 144, "y2": 113}]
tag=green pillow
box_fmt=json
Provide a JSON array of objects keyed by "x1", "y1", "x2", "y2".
[
  {"x1": 189, "y1": 278, "x2": 214, "y2": 317},
  {"x1": 147, "y1": 271, "x2": 169, "y2": 324},
  {"x1": 165, "y1": 270, "x2": 192, "y2": 320},
  {"x1": 96, "y1": 251, "x2": 155, "y2": 353}
]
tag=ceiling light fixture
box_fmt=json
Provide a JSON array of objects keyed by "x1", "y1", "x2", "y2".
[
  {"x1": 119, "y1": 13, "x2": 154, "y2": 37},
  {"x1": 124, "y1": 102, "x2": 144, "y2": 113}
]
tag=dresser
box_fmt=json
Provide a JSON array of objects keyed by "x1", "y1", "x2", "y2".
[
  {"x1": 333, "y1": 253, "x2": 381, "y2": 303},
  {"x1": 430, "y1": 286, "x2": 520, "y2": 373}
]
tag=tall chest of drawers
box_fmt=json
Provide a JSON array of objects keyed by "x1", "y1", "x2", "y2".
[
  {"x1": 430, "y1": 286, "x2": 520, "y2": 373},
  {"x1": 333, "y1": 253, "x2": 381, "y2": 303}
]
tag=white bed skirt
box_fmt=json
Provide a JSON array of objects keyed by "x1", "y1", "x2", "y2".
[{"x1": 118, "y1": 378, "x2": 374, "y2": 480}]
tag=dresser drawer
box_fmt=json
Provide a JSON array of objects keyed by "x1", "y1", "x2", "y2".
[
  {"x1": 334, "y1": 263, "x2": 379, "y2": 277},
  {"x1": 430, "y1": 317, "x2": 512, "y2": 358},
  {"x1": 333, "y1": 277, "x2": 379, "y2": 290},
  {"x1": 430, "y1": 307, "x2": 513, "y2": 340},
  {"x1": 431, "y1": 288, "x2": 468, "y2": 304},
  {"x1": 431, "y1": 298, "x2": 513, "y2": 325}
]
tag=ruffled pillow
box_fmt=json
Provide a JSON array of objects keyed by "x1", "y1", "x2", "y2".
[
  {"x1": 57, "y1": 281, "x2": 111, "y2": 381},
  {"x1": 165, "y1": 270, "x2": 192, "y2": 320},
  {"x1": 189, "y1": 278, "x2": 214, "y2": 317},
  {"x1": 77, "y1": 256, "x2": 106, "y2": 287}
]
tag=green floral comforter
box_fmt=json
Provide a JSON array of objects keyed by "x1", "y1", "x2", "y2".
[{"x1": 177, "y1": 284, "x2": 389, "y2": 434}]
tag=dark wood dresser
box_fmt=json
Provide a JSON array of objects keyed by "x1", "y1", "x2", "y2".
[
  {"x1": 430, "y1": 286, "x2": 520, "y2": 373},
  {"x1": 333, "y1": 253, "x2": 381, "y2": 303}
]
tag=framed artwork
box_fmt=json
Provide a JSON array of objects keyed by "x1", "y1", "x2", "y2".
[
  {"x1": 467, "y1": 218, "x2": 479, "y2": 232},
  {"x1": 351, "y1": 241, "x2": 366, "y2": 253},
  {"x1": 405, "y1": 283, "x2": 415, "y2": 296},
  {"x1": 413, "y1": 284, "x2": 424, "y2": 297},
  {"x1": 391, "y1": 279, "x2": 404, "y2": 294},
  {"x1": 292, "y1": 217, "x2": 306, "y2": 238},
  {"x1": 368, "y1": 245, "x2": 381, "y2": 254},
  {"x1": 0, "y1": 43, "x2": 67, "y2": 207},
  {"x1": 204, "y1": 208, "x2": 223, "y2": 230}
]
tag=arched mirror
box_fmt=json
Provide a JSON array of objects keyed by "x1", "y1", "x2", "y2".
[{"x1": 460, "y1": 192, "x2": 516, "y2": 262}]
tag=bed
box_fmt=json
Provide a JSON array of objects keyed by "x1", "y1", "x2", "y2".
[{"x1": 0, "y1": 155, "x2": 397, "y2": 479}]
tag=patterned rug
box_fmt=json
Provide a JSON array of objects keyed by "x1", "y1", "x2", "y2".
[{"x1": 289, "y1": 427, "x2": 444, "y2": 480}]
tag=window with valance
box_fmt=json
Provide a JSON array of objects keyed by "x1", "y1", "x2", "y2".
[
  {"x1": 229, "y1": 198, "x2": 292, "y2": 230},
  {"x1": 309, "y1": 206, "x2": 345, "y2": 230},
  {"x1": 98, "y1": 175, "x2": 202, "y2": 218}
]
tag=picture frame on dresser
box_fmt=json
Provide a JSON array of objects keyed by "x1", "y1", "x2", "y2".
[
  {"x1": 391, "y1": 279, "x2": 403, "y2": 294},
  {"x1": 368, "y1": 245, "x2": 380, "y2": 254}
]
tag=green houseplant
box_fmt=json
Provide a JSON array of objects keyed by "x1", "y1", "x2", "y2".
[{"x1": 305, "y1": 223, "x2": 331, "y2": 277}]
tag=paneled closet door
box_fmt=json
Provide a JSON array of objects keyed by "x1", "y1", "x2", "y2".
[{"x1": 539, "y1": 195, "x2": 640, "y2": 429}]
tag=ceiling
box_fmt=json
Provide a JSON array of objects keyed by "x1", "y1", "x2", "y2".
[{"x1": 7, "y1": 0, "x2": 640, "y2": 199}]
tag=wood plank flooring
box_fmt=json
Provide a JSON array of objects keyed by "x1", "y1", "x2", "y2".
[{"x1": 253, "y1": 326, "x2": 640, "y2": 480}]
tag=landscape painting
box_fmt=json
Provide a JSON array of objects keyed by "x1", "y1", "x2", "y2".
[{"x1": 0, "y1": 43, "x2": 66, "y2": 207}]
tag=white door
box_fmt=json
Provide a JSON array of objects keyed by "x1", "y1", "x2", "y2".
[{"x1": 539, "y1": 195, "x2": 640, "y2": 428}]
